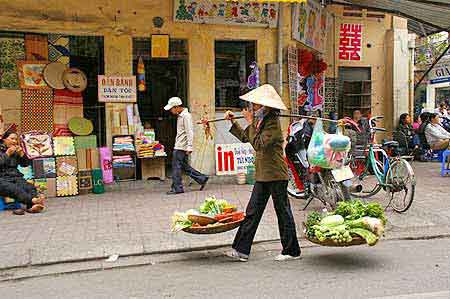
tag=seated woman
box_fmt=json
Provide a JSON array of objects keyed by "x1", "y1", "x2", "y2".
[
  {"x1": 0, "y1": 126, "x2": 45, "y2": 214},
  {"x1": 424, "y1": 113, "x2": 450, "y2": 151},
  {"x1": 412, "y1": 115, "x2": 421, "y2": 132},
  {"x1": 397, "y1": 113, "x2": 420, "y2": 151}
]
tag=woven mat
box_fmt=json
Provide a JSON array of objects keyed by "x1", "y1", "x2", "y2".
[
  {"x1": 56, "y1": 175, "x2": 78, "y2": 197},
  {"x1": 53, "y1": 89, "x2": 83, "y2": 136},
  {"x1": 53, "y1": 136, "x2": 75, "y2": 156},
  {"x1": 21, "y1": 89, "x2": 54, "y2": 133},
  {"x1": 0, "y1": 37, "x2": 25, "y2": 89},
  {"x1": 25, "y1": 34, "x2": 48, "y2": 61},
  {"x1": 56, "y1": 156, "x2": 78, "y2": 176},
  {"x1": 48, "y1": 34, "x2": 70, "y2": 66}
]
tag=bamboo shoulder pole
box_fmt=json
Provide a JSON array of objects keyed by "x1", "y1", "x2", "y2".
[{"x1": 197, "y1": 114, "x2": 339, "y2": 124}]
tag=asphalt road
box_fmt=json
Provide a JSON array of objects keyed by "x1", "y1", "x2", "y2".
[{"x1": 1, "y1": 238, "x2": 449, "y2": 299}]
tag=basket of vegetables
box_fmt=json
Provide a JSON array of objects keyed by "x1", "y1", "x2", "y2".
[
  {"x1": 304, "y1": 200, "x2": 386, "y2": 247},
  {"x1": 171, "y1": 196, "x2": 245, "y2": 235}
]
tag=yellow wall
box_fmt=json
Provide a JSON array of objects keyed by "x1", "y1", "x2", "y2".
[
  {"x1": 0, "y1": 1, "x2": 409, "y2": 173},
  {"x1": 325, "y1": 5, "x2": 409, "y2": 131},
  {"x1": 0, "y1": 0, "x2": 279, "y2": 174}
]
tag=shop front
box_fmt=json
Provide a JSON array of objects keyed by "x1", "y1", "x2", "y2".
[
  {"x1": 426, "y1": 58, "x2": 450, "y2": 109},
  {"x1": 0, "y1": 0, "x2": 286, "y2": 197}
]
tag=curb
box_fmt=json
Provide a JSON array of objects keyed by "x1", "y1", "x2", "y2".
[{"x1": 1, "y1": 232, "x2": 450, "y2": 282}]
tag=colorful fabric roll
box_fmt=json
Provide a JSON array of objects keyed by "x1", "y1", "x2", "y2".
[
  {"x1": 99, "y1": 147, "x2": 113, "y2": 184},
  {"x1": 92, "y1": 168, "x2": 105, "y2": 194}
]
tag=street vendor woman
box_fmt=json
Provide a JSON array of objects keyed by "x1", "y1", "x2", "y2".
[
  {"x1": 0, "y1": 126, "x2": 45, "y2": 214},
  {"x1": 223, "y1": 84, "x2": 301, "y2": 262}
]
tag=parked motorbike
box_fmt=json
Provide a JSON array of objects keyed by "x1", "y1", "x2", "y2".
[{"x1": 285, "y1": 118, "x2": 353, "y2": 210}]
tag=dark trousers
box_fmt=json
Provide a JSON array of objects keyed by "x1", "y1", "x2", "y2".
[
  {"x1": 171, "y1": 150, "x2": 207, "y2": 193},
  {"x1": 232, "y1": 180, "x2": 301, "y2": 256},
  {"x1": 0, "y1": 177, "x2": 38, "y2": 209}
]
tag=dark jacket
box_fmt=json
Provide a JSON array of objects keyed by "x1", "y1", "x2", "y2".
[
  {"x1": 0, "y1": 144, "x2": 31, "y2": 180},
  {"x1": 398, "y1": 123, "x2": 414, "y2": 139},
  {"x1": 230, "y1": 112, "x2": 288, "y2": 182}
]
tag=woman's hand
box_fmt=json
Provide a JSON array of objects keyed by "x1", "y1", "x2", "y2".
[
  {"x1": 224, "y1": 110, "x2": 236, "y2": 123},
  {"x1": 16, "y1": 146, "x2": 25, "y2": 157},
  {"x1": 242, "y1": 108, "x2": 253, "y2": 124},
  {"x1": 6, "y1": 146, "x2": 16, "y2": 156}
]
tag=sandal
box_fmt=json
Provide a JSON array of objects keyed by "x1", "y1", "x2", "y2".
[
  {"x1": 26, "y1": 204, "x2": 45, "y2": 214},
  {"x1": 32, "y1": 196, "x2": 45, "y2": 205},
  {"x1": 12, "y1": 209, "x2": 25, "y2": 215}
]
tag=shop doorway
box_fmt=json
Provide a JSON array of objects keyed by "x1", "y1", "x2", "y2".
[
  {"x1": 338, "y1": 67, "x2": 372, "y2": 118},
  {"x1": 69, "y1": 36, "x2": 105, "y2": 145},
  {"x1": 133, "y1": 38, "x2": 188, "y2": 168}
]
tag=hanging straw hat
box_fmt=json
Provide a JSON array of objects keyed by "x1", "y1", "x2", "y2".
[
  {"x1": 43, "y1": 62, "x2": 67, "y2": 89},
  {"x1": 239, "y1": 84, "x2": 287, "y2": 110},
  {"x1": 62, "y1": 68, "x2": 88, "y2": 92}
]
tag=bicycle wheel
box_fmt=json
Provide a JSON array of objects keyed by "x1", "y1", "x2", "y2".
[
  {"x1": 385, "y1": 159, "x2": 416, "y2": 213},
  {"x1": 287, "y1": 166, "x2": 305, "y2": 199},
  {"x1": 350, "y1": 159, "x2": 383, "y2": 198}
]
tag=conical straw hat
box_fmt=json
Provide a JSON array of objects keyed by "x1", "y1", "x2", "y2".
[{"x1": 239, "y1": 84, "x2": 287, "y2": 110}]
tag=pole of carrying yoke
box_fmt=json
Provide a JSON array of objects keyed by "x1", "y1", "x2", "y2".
[{"x1": 414, "y1": 42, "x2": 450, "y2": 91}]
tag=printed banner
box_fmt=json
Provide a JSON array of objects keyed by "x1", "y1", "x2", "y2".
[
  {"x1": 292, "y1": 0, "x2": 331, "y2": 53},
  {"x1": 174, "y1": 0, "x2": 279, "y2": 28},
  {"x1": 98, "y1": 76, "x2": 137, "y2": 103},
  {"x1": 429, "y1": 59, "x2": 450, "y2": 84},
  {"x1": 339, "y1": 23, "x2": 363, "y2": 61},
  {"x1": 215, "y1": 143, "x2": 255, "y2": 175}
]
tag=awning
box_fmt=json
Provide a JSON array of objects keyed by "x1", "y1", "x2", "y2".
[{"x1": 331, "y1": 0, "x2": 450, "y2": 36}]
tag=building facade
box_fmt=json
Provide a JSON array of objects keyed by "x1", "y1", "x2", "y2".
[{"x1": 0, "y1": 0, "x2": 412, "y2": 175}]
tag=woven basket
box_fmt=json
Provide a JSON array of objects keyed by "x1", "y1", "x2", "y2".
[
  {"x1": 183, "y1": 218, "x2": 244, "y2": 235},
  {"x1": 306, "y1": 235, "x2": 368, "y2": 247},
  {"x1": 303, "y1": 222, "x2": 374, "y2": 247}
]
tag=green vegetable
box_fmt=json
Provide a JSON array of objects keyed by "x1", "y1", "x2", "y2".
[
  {"x1": 334, "y1": 200, "x2": 386, "y2": 225},
  {"x1": 310, "y1": 224, "x2": 353, "y2": 244},
  {"x1": 320, "y1": 215, "x2": 345, "y2": 227},
  {"x1": 366, "y1": 202, "x2": 387, "y2": 225},
  {"x1": 349, "y1": 228, "x2": 378, "y2": 246},
  {"x1": 306, "y1": 212, "x2": 323, "y2": 238},
  {"x1": 347, "y1": 217, "x2": 385, "y2": 237},
  {"x1": 199, "y1": 197, "x2": 229, "y2": 215},
  {"x1": 171, "y1": 212, "x2": 192, "y2": 232}
]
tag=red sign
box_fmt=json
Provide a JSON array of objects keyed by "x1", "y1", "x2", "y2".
[{"x1": 339, "y1": 24, "x2": 362, "y2": 61}]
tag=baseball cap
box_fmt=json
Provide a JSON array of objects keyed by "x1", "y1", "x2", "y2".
[{"x1": 164, "y1": 97, "x2": 183, "y2": 111}]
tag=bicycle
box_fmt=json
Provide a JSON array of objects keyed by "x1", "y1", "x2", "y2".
[
  {"x1": 286, "y1": 118, "x2": 353, "y2": 210},
  {"x1": 349, "y1": 116, "x2": 416, "y2": 213}
]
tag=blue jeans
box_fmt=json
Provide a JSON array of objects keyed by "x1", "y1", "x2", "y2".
[{"x1": 171, "y1": 150, "x2": 207, "y2": 193}]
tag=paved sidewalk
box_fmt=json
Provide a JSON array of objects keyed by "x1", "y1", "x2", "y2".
[{"x1": 0, "y1": 162, "x2": 448, "y2": 270}]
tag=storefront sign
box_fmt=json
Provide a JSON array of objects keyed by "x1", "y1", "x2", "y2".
[
  {"x1": 292, "y1": 0, "x2": 331, "y2": 53},
  {"x1": 215, "y1": 143, "x2": 255, "y2": 175},
  {"x1": 174, "y1": 0, "x2": 279, "y2": 28},
  {"x1": 98, "y1": 76, "x2": 137, "y2": 103},
  {"x1": 339, "y1": 23, "x2": 363, "y2": 61},
  {"x1": 429, "y1": 60, "x2": 450, "y2": 84}
]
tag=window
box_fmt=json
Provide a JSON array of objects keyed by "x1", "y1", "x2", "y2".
[
  {"x1": 338, "y1": 67, "x2": 372, "y2": 118},
  {"x1": 215, "y1": 41, "x2": 256, "y2": 109}
]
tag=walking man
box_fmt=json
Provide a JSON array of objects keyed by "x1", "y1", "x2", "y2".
[{"x1": 164, "y1": 97, "x2": 208, "y2": 195}]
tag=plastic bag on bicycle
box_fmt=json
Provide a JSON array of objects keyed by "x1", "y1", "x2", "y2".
[{"x1": 307, "y1": 120, "x2": 351, "y2": 169}]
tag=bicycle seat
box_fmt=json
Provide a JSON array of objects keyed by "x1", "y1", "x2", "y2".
[{"x1": 383, "y1": 141, "x2": 399, "y2": 148}]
